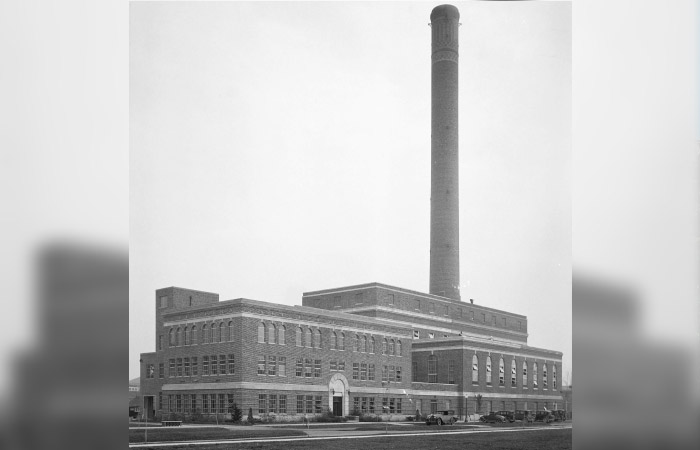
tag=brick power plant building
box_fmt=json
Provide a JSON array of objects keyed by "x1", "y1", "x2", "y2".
[{"x1": 139, "y1": 4, "x2": 564, "y2": 420}]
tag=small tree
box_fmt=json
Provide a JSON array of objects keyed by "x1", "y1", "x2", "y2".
[
  {"x1": 247, "y1": 407, "x2": 254, "y2": 425},
  {"x1": 229, "y1": 403, "x2": 242, "y2": 423},
  {"x1": 476, "y1": 394, "x2": 483, "y2": 414},
  {"x1": 415, "y1": 409, "x2": 421, "y2": 422}
]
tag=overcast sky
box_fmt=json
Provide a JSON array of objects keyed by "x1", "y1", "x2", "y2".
[{"x1": 129, "y1": 1, "x2": 571, "y2": 382}]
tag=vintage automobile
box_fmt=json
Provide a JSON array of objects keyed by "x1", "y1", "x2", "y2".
[
  {"x1": 425, "y1": 410, "x2": 458, "y2": 425},
  {"x1": 534, "y1": 410, "x2": 555, "y2": 423},
  {"x1": 514, "y1": 409, "x2": 535, "y2": 423},
  {"x1": 552, "y1": 410, "x2": 567, "y2": 421},
  {"x1": 494, "y1": 410, "x2": 515, "y2": 423},
  {"x1": 479, "y1": 412, "x2": 507, "y2": 423}
]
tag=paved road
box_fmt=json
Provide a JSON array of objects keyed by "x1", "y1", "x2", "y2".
[{"x1": 129, "y1": 422, "x2": 572, "y2": 448}]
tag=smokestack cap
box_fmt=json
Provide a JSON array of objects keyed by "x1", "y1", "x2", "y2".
[{"x1": 430, "y1": 4, "x2": 460, "y2": 22}]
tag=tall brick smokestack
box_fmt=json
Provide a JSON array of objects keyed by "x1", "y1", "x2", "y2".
[{"x1": 429, "y1": 4, "x2": 460, "y2": 301}]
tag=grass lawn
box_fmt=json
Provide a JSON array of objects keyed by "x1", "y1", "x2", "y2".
[
  {"x1": 129, "y1": 427, "x2": 307, "y2": 443},
  {"x1": 130, "y1": 428, "x2": 571, "y2": 449}
]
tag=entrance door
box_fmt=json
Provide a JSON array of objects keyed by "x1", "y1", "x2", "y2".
[
  {"x1": 333, "y1": 397, "x2": 342, "y2": 416},
  {"x1": 144, "y1": 396, "x2": 154, "y2": 420}
]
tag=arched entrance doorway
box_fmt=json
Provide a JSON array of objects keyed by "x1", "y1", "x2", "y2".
[{"x1": 329, "y1": 373, "x2": 349, "y2": 416}]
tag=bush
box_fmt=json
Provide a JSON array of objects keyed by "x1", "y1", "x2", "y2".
[
  {"x1": 312, "y1": 411, "x2": 348, "y2": 423},
  {"x1": 406, "y1": 416, "x2": 414, "y2": 422},
  {"x1": 359, "y1": 414, "x2": 382, "y2": 422},
  {"x1": 247, "y1": 408, "x2": 254, "y2": 425},
  {"x1": 229, "y1": 403, "x2": 242, "y2": 423}
]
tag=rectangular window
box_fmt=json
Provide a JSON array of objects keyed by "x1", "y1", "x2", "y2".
[
  {"x1": 228, "y1": 354, "x2": 234, "y2": 374},
  {"x1": 219, "y1": 354, "x2": 226, "y2": 375},
  {"x1": 203, "y1": 356, "x2": 209, "y2": 376},
  {"x1": 338, "y1": 360, "x2": 345, "y2": 371},
  {"x1": 396, "y1": 366, "x2": 402, "y2": 382},
  {"x1": 146, "y1": 364, "x2": 155, "y2": 378},
  {"x1": 492, "y1": 316, "x2": 497, "y2": 325},
  {"x1": 382, "y1": 397, "x2": 388, "y2": 413},
  {"x1": 396, "y1": 398, "x2": 402, "y2": 414},
  {"x1": 412, "y1": 361, "x2": 418, "y2": 382},
  {"x1": 369, "y1": 397, "x2": 375, "y2": 413},
  {"x1": 279, "y1": 395, "x2": 287, "y2": 413},
  {"x1": 330, "y1": 360, "x2": 337, "y2": 371},
  {"x1": 369, "y1": 364, "x2": 375, "y2": 381},
  {"x1": 360, "y1": 363, "x2": 367, "y2": 381},
  {"x1": 168, "y1": 394, "x2": 173, "y2": 412},
  {"x1": 268, "y1": 356, "x2": 277, "y2": 376},
  {"x1": 304, "y1": 358, "x2": 312, "y2": 378},
  {"x1": 176, "y1": 394, "x2": 182, "y2": 412},
  {"x1": 176, "y1": 358, "x2": 183, "y2": 377},
  {"x1": 269, "y1": 394, "x2": 277, "y2": 413},
  {"x1": 388, "y1": 294, "x2": 395, "y2": 305},
  {"x1": 389, "y1": 365, "x2": 396, "y2": 382},
  {"x1": 258, "y1": 356, "x2": 266, "y2": 375},
  {"x1": 354, "y1": 397, "x2": 359, "y2": 413},
  {"x1": 210, "y1": 394, "x2": 216, "y2": 414},
  {"x1": 219, "y1": 394, "x2": 225, "y2": 413},
  {"x1": 158, "y1": 363, "x2": 164, "y2": 379},
  {"x1": 361, "y1": 397, "x2": 367, "y2": 413},
  {"x1": 430, "y1": 398, "x2": 437, "y2": 414},
  {"x1": 502, "y1": 317, "x2": 507, "y2": 326},
  {"x1": 314, "y1": 396, "x2": 322, "y2": 413},
  {"x1": 314, "y1": 359, "x2": 321, "y2": 378},
  {"x1": 448, "y1": 360, "x2": 455, "y2": 384},
  {"x1": 428, "y1": 358, "x2": 437, "y2": 383},
  {"x1": 352, "y1": 363, "x2": 359, "y2": 380},
  {"x1": 159, "y1": 335, "x2": 163, "y2": 350},
  {"x1": 160, "y1": 296, "x2": 168, "y2": 308},
  {"x1": 158, "y1": 392, "x2": 163, "y2": 410},
  {"x1": 382, "y1": 365, "x2": 388, "y2": 383},
  {"x1": 296, "y1": 358, "x2": 303, "y2": 377},
  {"x1": 210, "y1": 355, "x2": 218, "y2": 375},
  {"x1": 482, "y1": 313, "x2": 486, "y2": 323},
  {"x1": 184, "y1": 358, "x2": 190, "y2": 377},
  {"x1": 192, "y1": 356, "x2": 198, "y2": 376},
  {"x1": 258, "y1": 394, "x2": 267, "y2": 414},
  {"x1": 227, "y1": 394, "x2": 233, "y2": 413},
  {"x1": 389, "y1": 398, "x2": 395, "y2": 413},
  {"x1": 278, "y1": 357, "x2": 286, "y2": 376},
  {"x1": 296, "y1": 395, "x2": 304, "y2": 414},
  {"x1": 202, "y1": 394, "x2": 209, "y2": 413},
  {"x1": 305, "y1": 395, "x2": 313, "y2": 414}
]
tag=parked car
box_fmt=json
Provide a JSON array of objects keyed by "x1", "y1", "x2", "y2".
[
  {"x1": 479, "y1": 412, "x2": 507, "y2": 423},
  {"x1": 426, "y1": 410, "x2": 458, "y2": 425},
  {"x1": 535, "y1": 410, "x2": 555, "y2": 423},
  {"x1": 552, "y1": 410, "x2": 567, "y2": 421},
  {"x1": 514, "y1": 409, "x2": 534, "y2": 423},
  {"x1": 494, "y1": 410, "x2": 515, "y2": 423}
]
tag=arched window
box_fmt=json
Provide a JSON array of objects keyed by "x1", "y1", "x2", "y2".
[
  {"x1": 314, "y1": 329, "x2": 321, "y2": 348},
  {"x1": 396, "y1": 340, "x2": 402, "y2": 356},
  {"x1": 369, "y1": 336, "x2": 375, "y2": 353},
  {"x1": 522, "y1": 361, "x2": 528, "y2": 386},
  {"x1": 511, "y1": 359, "x2": 517, "y2": 386},
  {"x1": 428, "y1": 355, "x2": 437, "y2": 383},
  {"x1": 499, "y1": 358, "x2": 505, "y2": 385},
  {"x1": 278, "y1": 325, "x2": 285, "y2": 345},
  {"x1": 360, "y1": 335, "x2": 367, "y2": 353},
  {"x1": 338, "y1": 332, "x2": 345, "y2": 351},
  {"x1": 296, "y1": 327, "x2": 302, "y2": 347},
  {"x1": 228, "y1": 321, "x2": 233, "y2": 342},
  {"x1": 191, "y1": 325, "x2": 197, "y2": 345},
  {"x1": 169, "y1": 328, "x2": 175, "y2": 347},
  {"x1": 258, "y1": 323, "x2": 266, "y2": 343},
  {"x1": 553, "y1": 365, "x2": 557, "y2": 389},
  {"x1": 183, "y1": 327, "x2": 189, "y2": 346},
  {"x1": 543, "y1": 363, "x2": 548, "y2": 388},
  {"x1": 486, "y1": 356, "x2": 492, "y2": 384},
  {"x1": 472, "y1": 355, "x2": 479, "y2": 382},
  {"x1": 388, "y1": 339, "x2": 395, "y2": 355},
  {"x1": 202, "y1": 324, "x2": 209, "y2": 344},
  {"x1": 219, "y1": 322, "x2": 225, "y2": 343},
  {"x1": 382, "y1": 338, "x2": 388, "y2": 355},
  {"x1": 330, "y1": 332, "x2": 337, "y2": 350},
  {"x1": 268, "y1": 323, "x2": 276, "y2": 344},
  {"x1": 305, "y1": 328, "x2": 312, "y2": 348},
  {"x1": 176, "y1": 328, "x2": 182, "y2": 346},
  {"x1": 352, "y1": 334, "x2": 358, "y2": 352},
  {"x1": 533, "y1": 362, "x2": 538, "y2": 388}
]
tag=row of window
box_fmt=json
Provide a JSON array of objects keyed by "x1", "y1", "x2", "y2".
[
  {"x1": 161, "y1": 393, "x2": 235, "y2": 414},
  {"x1": 470, "y1": 355, "x2": 557, "y2": 389},
  {"x1": 352, "y1": 396, "x2": 403, "y2": 414},
  {"x1": 257, "y1": 355, "x2": 288, "y2": 377},
  {"x1": 145, "y1": 355, "x2": 236, "y2": 379},
  {"x1": 257, "y1": 323, "x2": 403, "y2": 356}
]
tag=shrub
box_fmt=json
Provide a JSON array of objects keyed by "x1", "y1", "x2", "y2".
[
  {"x1": 313, "y1": 411, "x2": 348, "y2": 423},
  {"x1": 229, "y1": 403, "x2": 242, "y2": 423},
  {"x1": 247, "y1": 408, "x2": 254, "y2": 425},
  {"x1": 359, "y1": 414, "x2": 382, "y2": 422}
]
